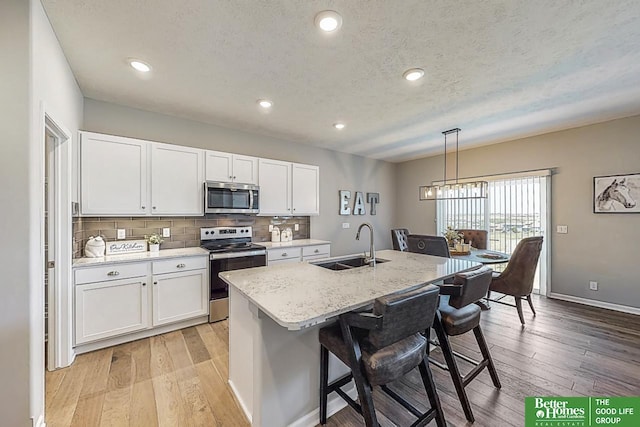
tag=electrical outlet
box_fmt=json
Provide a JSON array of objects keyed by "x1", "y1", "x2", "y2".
[
  {"x1": 162, "y1": 228, "x2": 171, "y2": 238},
  {"x1": 294, "y1": 223, "x2": 299, "y2": 231},
  {"x1": 342, "y1": 223, "x2": 350, "y2": 229},
  {"x1": 589, "y1": 281, "x2": 598, "y2": 291},
  {"x1": 556, "y1": 225, "x2": 568, "y2": 234},
  {"x1": 117, "y1": 229, "x2": 126, "y2": 239},
  {"x1": 269, "y1": 224, "x2": 274, "y2": 232}
]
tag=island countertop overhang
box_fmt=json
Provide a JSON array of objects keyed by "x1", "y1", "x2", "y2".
[{"x1": 220, "y1": 249, "x2": 482, "y2": 331}]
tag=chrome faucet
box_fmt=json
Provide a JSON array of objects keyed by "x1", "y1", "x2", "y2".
[{"x1": 356, "y1": 222, "x2": 376, "y2": 266}]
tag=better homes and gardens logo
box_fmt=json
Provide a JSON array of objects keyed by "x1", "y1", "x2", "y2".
[{"x1": 526, "y1": 397, "x2": 640, "y2": 427}]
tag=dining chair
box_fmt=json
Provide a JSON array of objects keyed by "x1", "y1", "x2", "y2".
[
  {"x1": 455, "y1": 229, "x2": 488, "y2": 249},
  {"x1": 407, "y1": 235, "x2": 451, "y2": 258},
  {"x1": 319, "y1": 285, "x2": 446, "y2": 427},
  {"x1": 488, "y1": 236, "x2": 544, "y2": 325},
  {"x1": 390, "y1": 228, "x2": 410, "y2": 251},
  {"x1": 430, "y1": 266, "x2": 501, "y2": 423}
]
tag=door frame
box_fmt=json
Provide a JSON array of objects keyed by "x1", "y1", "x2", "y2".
[{"x1": 41, "y1": 103, "x2": 74, "y2": 370}]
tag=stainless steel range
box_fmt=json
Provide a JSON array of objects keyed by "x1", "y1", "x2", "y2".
[{"x1": 200, "y1": 226, "x2": 266, "y2": 322}]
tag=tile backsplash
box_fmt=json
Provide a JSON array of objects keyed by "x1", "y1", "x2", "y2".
[{"x1": 73, "y1": 215, "x2": 310, "y2": 258}]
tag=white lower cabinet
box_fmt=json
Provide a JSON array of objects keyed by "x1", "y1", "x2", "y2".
[
  {"x1": 153, "y1": 269, "x2": 208, "y2": 326},
  {"x1": 75, "y1": 276, "x2": 149, "y2": 345},
  {"x1": 74, "y1": 256, "x2": 208, "y2": 347}
]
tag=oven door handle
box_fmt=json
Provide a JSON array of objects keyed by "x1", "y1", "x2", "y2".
[{"x1": 210, "y1": 250, "x2": 266, "y2": 260}]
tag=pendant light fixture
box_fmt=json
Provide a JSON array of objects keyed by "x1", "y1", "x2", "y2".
[{"x1": 419, "y1": 128, "x2": 488, "y2": 200}]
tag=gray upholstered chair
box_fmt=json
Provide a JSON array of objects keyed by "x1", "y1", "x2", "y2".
[
  {"x1": 456, "y1": 229, "x2": 488, "y2": 249},
  {"x1": 431, "y1": 266, "x2": 501, "y2": 423},
  {"x1": 488, "y1": 236, "x2": 543, "y2": 325},
  {"x1": 319, "y1": 285, "x2": 446, "y2": 427},
  {"x1": 390, "y1": 228, "x2": 409, "y2": 251},
  {"x1": 407, "y1": 234, "x2": 451, "y2": 258}
]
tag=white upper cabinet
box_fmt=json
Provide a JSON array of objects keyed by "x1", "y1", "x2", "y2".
[
  {"x1": 292, "y1": 163, "x2": 320, "y2": 215},
  {"x1": 205, "y1": 150, "x2": 258, "y2": 184},
  {"x1": 258, "y1": 159, "x2": 319, "y2": 216},
  {"x1": 258, "y1": 158, "x2": 292, "y2": 215},
  {"x1": 151, "y1": 143, "x2": 204, "y2": 215},
  {"x1": 80, "y1": 132, "x2": 205, "y2": 216},
  {"x1": 81, "y1": 132, "x2": 148, "y2": 215}
]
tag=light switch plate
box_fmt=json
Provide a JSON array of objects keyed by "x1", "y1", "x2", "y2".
[
  {"x1": 162, "y1": 228, "x2": 171, "y2": 238},
  {"x1": 589, "y1": 281, "x2": 598, "y2": 291},
  {"x1": 117, "y1": 229, "x2": 126, "y2": 239},
  {"x1": 294, "y1": 223, "x2": 299, "y2": 231},
  {"x1": 556, "y1": 225, "x2": 568, "y2": 234},
  {"x1": 342, "y1": 223, "x2": 350, "y2": 229}
]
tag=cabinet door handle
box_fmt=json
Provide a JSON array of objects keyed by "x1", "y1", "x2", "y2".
[
  {"x1": 141, "y1": 206, "x2": 146, "y2": 209},
  {"x1": 233, "y1": 176, "x2": 236, "y2": 179},
  {"x1": 282, "y1": 253, "x2": 288, "y2": 257},
  {"x1": 229, "y1": 175, "x2": 233, "y2": 179},
  {"x1": 314, "y1": 249, "x2": 319, "y2": 253},
  {"x1": 142, "y1": 282, "x2": 146, "y2": 286},
  {"x1": 177, "y1": 263, "x2": 186, "y2": 268},
  {"x1": 107, "y1": 271, "x2": 120, "y2": 276},
  {"x1": 153, "y1": 206, "x2": 157, "y2": 210},
  {"x1": 154, "y1": 281, "x2": 158, "y2": 285}
]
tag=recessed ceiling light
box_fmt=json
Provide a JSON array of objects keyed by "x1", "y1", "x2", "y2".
[
  {"x1": 315, "y1": 10, "x2": 342, "y2": 32},
  {"x1": 129, "y1": 60, "x2": 151, "y2": 73},
  {"x1": 333, "y1": 122, "x2": 345, "y2": 130},
  {"x1": 403, "y1": 68, "x2": 424, "y2": 81},
  {"x1": 257, "y1": 99, "x2": 273, "y2": 109}
]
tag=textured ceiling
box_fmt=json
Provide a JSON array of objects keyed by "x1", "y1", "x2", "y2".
[{"x1": 42, "y1": 0, "x2": 640, "y2": 162}]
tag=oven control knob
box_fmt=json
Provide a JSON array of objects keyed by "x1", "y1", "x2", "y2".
[{"x1": 205, "y1": 231, "x2": 210, "y2": 235}]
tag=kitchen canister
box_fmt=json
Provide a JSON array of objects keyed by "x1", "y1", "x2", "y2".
[
  {"x1": 85, "y1": 236, "x2": 106, "y2": 258},
  {"x1": 271, "y1": 226, "x2": 281, "y2": 242}
]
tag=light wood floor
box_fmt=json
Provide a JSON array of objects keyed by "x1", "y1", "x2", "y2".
[{"x1": 46, "y1": 295, "x2": 640, "y2": 426}]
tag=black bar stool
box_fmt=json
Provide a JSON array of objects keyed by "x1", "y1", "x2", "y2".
[
  {"x1": 430, "y1": 266, "x2": 501, "y2": 423},
  {"x1": 319, "y1": 285, "x2": 446, "y2": 427}
]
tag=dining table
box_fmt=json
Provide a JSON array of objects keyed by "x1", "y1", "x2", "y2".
[{"x1": 450, "y1": 248, "x2": 510, "y2": 309}]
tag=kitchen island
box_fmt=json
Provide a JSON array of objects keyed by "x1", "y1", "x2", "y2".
[{"x1": 220, "y1": 249, "x2": 481, "y2": 426}]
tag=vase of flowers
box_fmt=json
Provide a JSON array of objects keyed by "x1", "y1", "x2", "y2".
[
  {"x1": 145, "y1": 233, "x2": 164, "y2": 252},
  {"x1": 442, "y1": 226, "x2": 463, "y2": 248}
]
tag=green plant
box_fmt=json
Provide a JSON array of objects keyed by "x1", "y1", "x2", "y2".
[
  {"x1": 442, "y1": 226, "x2": 463, "y2": 243},
  {"x1": 145, "y1": 233, "x2": 164, "y2": 245}
]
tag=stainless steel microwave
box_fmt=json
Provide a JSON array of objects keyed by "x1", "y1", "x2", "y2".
[{"x1": 204, "y1": 181, "x2": 259, "y2": 214}]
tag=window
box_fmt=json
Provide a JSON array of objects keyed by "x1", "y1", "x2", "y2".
[{"x1": 436, "y1": 171, "x2": 550, "y2": 293}]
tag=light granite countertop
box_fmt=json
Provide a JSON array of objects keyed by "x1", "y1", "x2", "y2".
[
  {"x1": 220, "y1": 249, "x2": 481, "y2": 330},
  {"x1": 73, "y1": 247, "x2": 210, "y2": 267},
  {"x1": 259, "y1": 239, "x2": 331, "y2": 249}
]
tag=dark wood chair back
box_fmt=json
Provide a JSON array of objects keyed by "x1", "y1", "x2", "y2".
[
  {"x1": 456, "y1": 229, "x2": 488, "y2": 249},
  {"x1": 407, "y1": 235, "x2": 451, "y2": 258},
  {"x1": 448, "y1": 266, "x2": 493, "y2": 309},
  {"x1": 367, "y1": 285, "x2": 440, "y2": 349},
  {"x1": 390, "y1": 228, "x2": 409, "y2": 251}
]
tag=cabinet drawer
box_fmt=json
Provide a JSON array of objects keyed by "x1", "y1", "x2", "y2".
[
  {"x1": 267, "y1": 247, "x2": 301, "y2": 261},
  {"x1": 268, "y1": 257, "x2": 302, "y2": 266},
  {"x1": 152, "y1": 256, "x2": 208, "y2": 275},
  {"x1": 302, "y1": 244, "x2": 330, "y2": 258},
  {"x1": 75, "y1": 262, "x2": 148, "y2": 285}
]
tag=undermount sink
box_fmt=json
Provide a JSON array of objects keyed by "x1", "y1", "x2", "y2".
[{"x1": 311, "y1": 256, "x2": 390, "y2": 271}]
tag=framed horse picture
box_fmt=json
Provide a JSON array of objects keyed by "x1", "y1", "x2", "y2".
[{"x1": 593, "y1": 173, "x2": 640, "y2": 213}]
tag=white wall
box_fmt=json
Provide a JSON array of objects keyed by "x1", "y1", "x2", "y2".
[
  {"x1": 0, "y1": 1, "x2": 33, "y2": 425},
  {"x1": 29, "y1": 0, "x2": 84, "y2": 423},
  {"x1": 0, "y1": 1, "x2": 83, "y2": 425},
  {"x1": 83, "y1": 99, "x2": 397, "y2": 256},
  {"x1": 396, "y1": 115, "x2": 640, "y2": 309}
]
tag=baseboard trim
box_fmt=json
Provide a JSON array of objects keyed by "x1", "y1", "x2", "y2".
[
  {"x1": 548, "y1": 292, "x2": 640, "y2": 316},
  {"x1": 287, "y1": 384, "x2": 357, "y2": 427},
  {"x1": 74, "y1": 316, "x2": 208, "y2": 355},
  {"x1": 33, "y1": 414, "x2": 45, "y2": 427},
  {"x1": 228, "y1": 379, "x2": 252, "y2": 424}
]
